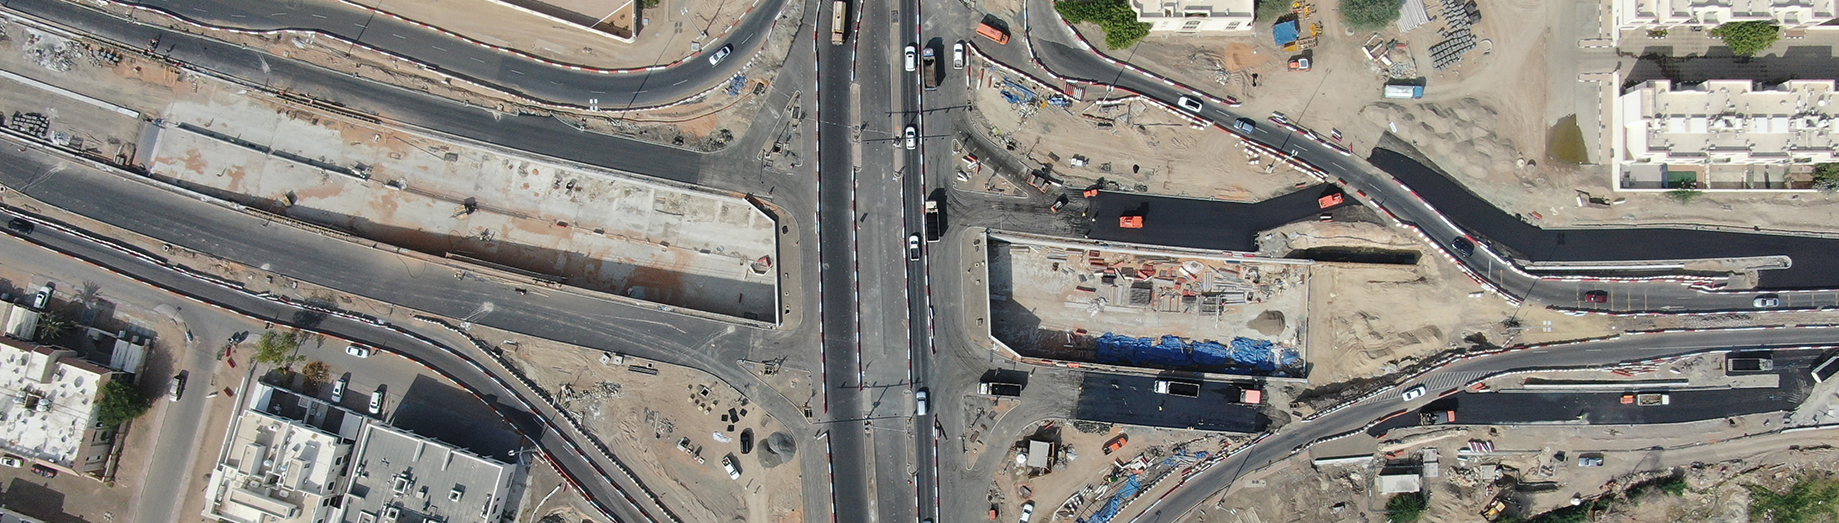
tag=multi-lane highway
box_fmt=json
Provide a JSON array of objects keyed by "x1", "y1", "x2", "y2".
[{"x1": 13, "y1": 0, "x2": 1839, "y2": 521}]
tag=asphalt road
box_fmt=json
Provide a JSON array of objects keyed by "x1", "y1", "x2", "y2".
[
  {"x1": 85, "y1": 0, "x2": 785, "y2": 108},
  {"x1": 0, "y1": 231, "x2": 242, "y2": 523}
]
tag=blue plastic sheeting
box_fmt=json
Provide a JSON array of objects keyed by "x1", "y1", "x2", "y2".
[
  {"x1": 1082, "y1": 476, "x2": 1141, "y2": 523},
  {"x1": 1273, "y1": 20, "x2": 1300, "y2": 45},
  {"x1": 1094, "y1": 333, "x2": 1300, "y2": 372}
]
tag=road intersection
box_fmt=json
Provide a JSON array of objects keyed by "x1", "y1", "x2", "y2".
[{"x1": 7, "y1": 0, "x2": 1839, "y2": 522}]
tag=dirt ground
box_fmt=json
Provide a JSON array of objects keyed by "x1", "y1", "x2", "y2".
[
  {"x1": 1262, "y1": 218, "x2": 1615, "y2": 385},
  {"x1": 965, "y1": 65, "x2": 1317, "y2": 202},
  {"x1": 493, "y1": 325, "x2": 802, "y2": 523},
  {"x1": 336, "y1": 0, "x2": 758, "y2": 69},
  {"x1": 989, "y1": 419, "x2": 1245, "y2": 523}
]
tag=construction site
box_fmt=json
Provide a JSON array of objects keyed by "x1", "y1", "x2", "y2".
[
  {"x1": 985, "y1": 233, "x2": 1308, "y2": 376},
  {"x1": 988, "y1": 420, "x2": 1247, "y2": 523}
]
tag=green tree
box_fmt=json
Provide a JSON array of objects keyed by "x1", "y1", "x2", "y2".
[
  {"x1": 253, "y1": 330, "x2": 303, "y2": 367},
  {"x1": 96, "y1": 380, "x2": 150, "y2": 428},
  {"x1": 1255, "y1": 0, "x2": 1292, "y2": 22},
  {"x1": 1709, "y1": 21, "x2": 1780, "y2": 56},
  {"x1": 1813, "y1": 163, "x2": 1839, "y2": 192},
  {"x1": 1386, "y1": 492, "x2": 1427, "y2": 523},
  {"x1": 1341, "y1": 0, "x2": 1404, "y2": 31},
  {"x1": 1055, "y1": 0, "x2": 1152, "y2": 49}
]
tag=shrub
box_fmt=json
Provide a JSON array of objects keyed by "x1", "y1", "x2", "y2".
[
  {"x1": 1709, "y1": 21, "x2": 1780, "y2": 56},
  {"x1": 1747, "y1": 475, "x2": 1839, "y2": 523},
  {"x1": 1055, "y1": 0, "x2": 1151, "y2": 49},
  {"x1": 1665, "y1": 188, "x2": 1703, "y2": 204},
  {"x1": 253, "y1": 330, "x2": 303, "y2": 367},
  {"x1": 1341, "y1": 0, "x2": 1403, "y2": 31},
  {"x1": 1813, "y1": 163, "x2": 1839, "y2": 192},
  {"x1": 1386, "y1": 492, "x2": 1427, "y2": 523},
  {"x1": 96, "y1": 380, "x2": 150, "y2": 428}
]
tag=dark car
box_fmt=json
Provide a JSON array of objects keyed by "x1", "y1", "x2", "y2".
[
  {"x1": 1450, "y1": 237, "x2": 1475, "y2": 257},
  {"x1": 1583, "y1": 290, "x2": 1609, "y2": 303},
  {"x1": 6, "y1": 218, "x2": 31, "y2": 234},
  {"x1": 31, "y1": 464, "x2": 56, "y2": 478}
]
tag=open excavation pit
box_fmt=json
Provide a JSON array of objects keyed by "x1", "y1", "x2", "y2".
[
  {"x1": 145, "y1": 96, "x2": 778, "y2": 321},
  {"x1": 986, "y1": 233, "x2": 1308, "y2": 377}
]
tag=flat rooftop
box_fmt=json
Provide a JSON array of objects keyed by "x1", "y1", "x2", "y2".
[
  {"x1": 340, "y1": 424, "x2": 515, "y2": 523},
  {"x1": 147, "y1": 97, "x2": 778, "y2": 320}
]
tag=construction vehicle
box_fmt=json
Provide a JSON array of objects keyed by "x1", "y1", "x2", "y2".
[
  {"x1": 976, "y1": 22, "x2": 1009, "y2": 44},
  {"x1": 1153, "y1": 379, "x2": 1201, "y2": 397},
  {"x1": 1318, "y1": 193, "x2": 1344, "y2": 208},
  {"x1": 978, "y1": 381, "x2": 1023, "y2": 397},
  {"x1": 1620, "y1": 393, "x2": 1670, "y2": 406},
  {"x1": 922, "y1": 46, "x2": 940, "y2": 90},
  {"x1": 1119, "y1": 215, "x2": 1144, "y2": 229},
  {"x1": 830, "y1": 1, "x2": 848, "y2": 45},
  {"x1": 1103, "y1": 434, "x2": 1129, "y2": 454},
  {"x1": 1419, "y1": 410, "x2": 1456, "y2": 425},
  {"x1": 1289, "y1": 57, "x2": 1311, "y2": 71},
  {"x1": 923, "y1": 198, "x2": 943, "y2": 242}
]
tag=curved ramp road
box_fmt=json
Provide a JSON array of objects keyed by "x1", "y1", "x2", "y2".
[{"x1": 31, "y1": 0, "x2": 787, "y2": 108}]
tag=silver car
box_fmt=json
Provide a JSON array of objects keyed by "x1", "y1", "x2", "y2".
[{"x1": 707, "y1": 44, "x2": 732, "y2": 65}]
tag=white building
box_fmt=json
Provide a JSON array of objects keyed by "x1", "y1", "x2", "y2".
[
  {"x1": 1130, "y1": 0, "x2": 1255, "y2": 34},
  {"x1": 1615, "y1": 0, "x2": 1836, "y2": 30},
  {"x1": 2, "y1": 303, "x2": 41, "y2": 341},
  {"x1": 337, "y1": 424, "x2": 517, "y2": 523},
  {"x1": 0, "y1": 337, "x2": 120, "y2": 477},
  {"x1": 204, "y1": 409, "x2": 356, "y2": 523},
  {"x1": 1614, "y1": 79, "x2": 1839, "y2": 189}
]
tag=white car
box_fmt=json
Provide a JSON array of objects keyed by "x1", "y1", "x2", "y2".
[
  {"x1": 904, "y1": 44, "x2": 918, "y2": 72},
  {"x1": 907, "y1": 234, "x2": 922, "y2": 261},
  {"x1": 904, "y1": 126, "x2": 917, "y2": 150},
  {"x1": 707, "y1": 44, "x2": 732, "y2": 65},
  {"x1": 0, "y1": 455, "x2": 20, "y2": 468},
  {"x1": 952, "y1": 42, "x2": 966, "y2": 69},
  {"x1": 1754, "y1": 295, "x2": 1780, "y2": 308},
  {"x1": 167, "y1": 373, "x2": 186, "y2": 402},
  {"x1": 330, "y1": 375, "x2": 348, "y2": 403},
  {"x1": 722, "y1": 455, "x2": 742, "y2": 480},
  {"x1": 915, "y1": 388, "x2": 930, "y2": 416},
  {"x1": 346, "y1": 344, "x2": 371, "y2": 358},
  {"x1": 1176, "y1": 96, "x2": 1203, "y2": 113},
  {"x1": 1018, "y1": 501, "x2": 1035, "y2": 523},
  {"x1": 30, "y1": 284, "x2": 52, "y2": 309},
  {"x1": 1401, "y1": 384, "x2": 1427, "y2": 401},
  {"x1": 368, "y1": 388, "x2": 385, "y2": 415}
]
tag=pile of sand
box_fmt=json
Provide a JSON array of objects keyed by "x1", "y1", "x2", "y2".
[{"x1": 1360, "y1": 99, "x2": 1522, "y2": 183}]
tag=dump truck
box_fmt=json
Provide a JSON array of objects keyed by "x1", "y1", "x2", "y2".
[
  {"x1": 921, "y1": 46, "x2": 940, "y2": 90},
  {"x1": 923, "y1": 199, "x2": 942, "y2": 242},
  {"x1": 1726, "y1": 357, "x2": 1774, "y2": 372},
  {"x1": 830, "y1": 1, "x2": 848, "y2": 45},
  {"x1": 978, "y1": 381, "x2": 1023, "y2": 397},
  {"x1": 976, "y1": 22, "x2": 1009, "y2": 44},
  {"x1": 1621, "y1": 393, "x2": 1670, "y2": 406},
  {"x1": 1383, "y1": 84, "x2": 1425, "y2": 99},
  {"x1": 1419, "y1": 410, "x2": 1456, "y2": 425},
  {"x1": 1153, "y1": 379, "x2": 1201, "y2": 397}
]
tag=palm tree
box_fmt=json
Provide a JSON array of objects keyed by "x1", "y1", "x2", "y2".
[{"x1": 35, "y1": 312, "x2": 71, "y2": 342}]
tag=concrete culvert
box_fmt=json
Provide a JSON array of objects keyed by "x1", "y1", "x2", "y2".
[{"x1": 757, "y1": 432, "x2": 796, "y2": 468}]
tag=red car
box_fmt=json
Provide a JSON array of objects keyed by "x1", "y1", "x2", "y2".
[
  {"x1": 1583, "y1": 290, "x2": 1609, "y2": 303},
  {"x1": 31, "y1": 464, "x2": 56, "y2": 478}
]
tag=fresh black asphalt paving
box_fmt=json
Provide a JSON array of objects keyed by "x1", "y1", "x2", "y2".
[
  {"x1": 1074, "y1": 373, "x2": 1264, "y2": 433},
  {"x1": 1088, "y1": 145, "x2": 1839, "y2": 290}
]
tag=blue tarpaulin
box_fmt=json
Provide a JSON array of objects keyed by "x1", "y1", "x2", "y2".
[
  {"x1": 1081, "y1": 475, "x2": 1141, "y2": 523},
  {"x1": 1094, "y1": 333, "x2": 1300, "y2": 372},
  {"x1": 1273, "y1": 20, "x2": 1300, "y2": 45}
]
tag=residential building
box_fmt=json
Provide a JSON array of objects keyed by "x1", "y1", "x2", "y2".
[
  {"x1": 0, "y1": 337, "x2": 120, "y2": 478},
  {"x1": 337, "y1": 423, "x2": 517, "y2": 523},
  {"x1": 1129, "y1": 0, "x2": 1255, "y2": 33},
  {"x1": 204, "y1": 383, "x2": 364, "y2": 523},
  {"x1": 1614, "y1": 0, "x2": 1836, "y2": 30},
  {"x1": 1, "y1": 302, "x2": 41, "y2": 341},
  {"x1": 0, "y1": 507, "x2": 49, "y2": 523},
  {"x1": 1613, "y1": 79, "x2": 1839, "y2": 189}
]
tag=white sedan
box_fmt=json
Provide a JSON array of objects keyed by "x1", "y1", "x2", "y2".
[
  {"x1": 1401, "y1": 384, "x2": 1427, "y2": 401},
  {"x1": 345, "y1": 344, "x2": 372, "y2": 358},
  {"x1": 1176, "y1": 96, "x2": 1203, "y2": 112},
  {"x1": 904, "y1": 126, "x2": 918, "y2": 150},
  {"x1": 904, "y1": 44, "x2": 918, "y2": 72}
]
